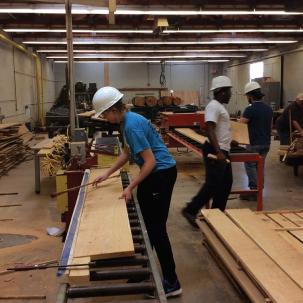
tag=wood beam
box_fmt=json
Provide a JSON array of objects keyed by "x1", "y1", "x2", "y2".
[{"x1": 108, "y1": 0, "x2": 116, "y2": 25}]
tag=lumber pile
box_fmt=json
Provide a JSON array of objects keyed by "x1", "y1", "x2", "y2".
[
  {"x1": 197, "y1": 208, "x2": 303, "y2": 303},
  {"x1": 66, "y1": 169, "x2": 135, "y2": 283},
  {"x1": 0, "y1": 123, "x2": 33, "y2": 177}
]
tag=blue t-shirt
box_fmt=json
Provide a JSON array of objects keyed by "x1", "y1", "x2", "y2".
[
  {"x1": 123, "y1": 111, "x2": 176, "y2": 171},
  {"x1": 243, "y1": 101, "x2": 273, "y2": 146}
]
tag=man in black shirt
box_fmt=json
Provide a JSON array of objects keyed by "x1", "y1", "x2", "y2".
[
  {"x1": 240, "y1": 82, "x2": 273, "y2": 200},
  {"x1": 276, "y1": 93, "x2": 303, "y2": 145}
]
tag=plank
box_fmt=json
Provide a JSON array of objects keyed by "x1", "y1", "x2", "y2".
[
  {"x1": 0, "y1": 123, "x2": 19, "y2": 130},
  {"x1": 68, "y1": 256, "x2": 90, "y2": 284},
  {"x1": 31, "y1": 138, "x2": 54, "y2": 150},
  {"x1": 257, "y1": 214, "x2": 303, "y2": 254},
  {"x1": 226, "y1": 209, "x2": 303, "y2": 290},
  {"x1": 197, "y1": 219, "x2": 268, "y2": 303},
  {"x1": 73, "y1": 169, "x2": 134, "y2": 260},
  {"x1": 202, "y1": 209, "x2": 303, "y2": 303},
  {"x1": 282, "y1": 213, "x2": 303, "y2": 227},
  {"x1": 175, "y1": 128, "x2": 207, "y2": 144},
  {"x1": 231, "y1": 121, "x2": 250, "y2": 145}
]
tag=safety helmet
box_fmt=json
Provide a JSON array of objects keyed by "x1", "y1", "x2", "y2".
[
  {"x1": 210, "y1": 76, "x2": 232, "y2": 91},
  {"x1": 92, "y1": 86, "x2": 124, "y2": 118},
  {"x1": 244, "y1": 81, "x2": 261, "y2": 94}
]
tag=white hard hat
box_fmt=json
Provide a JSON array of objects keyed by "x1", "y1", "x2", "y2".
[
  {"x1": 92, "y1": 86, "x2": 124, "y2": 118},
  {"x1": 210, "y1": 76, "x2": 232, "y2": 91},
  {"x1": 244, "y1": 81, "x2": 261, "y2": 94}
]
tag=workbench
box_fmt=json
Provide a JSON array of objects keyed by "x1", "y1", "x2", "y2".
[
  {"x1": 167, "y1": 129, "x2": 264, "y2": 211},
  {"x1": 31, "y1": 138, "x2": 54, "y2": 193}
]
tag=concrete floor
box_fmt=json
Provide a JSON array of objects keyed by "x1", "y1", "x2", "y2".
[{"x1": 0, "y1": 140, "x2": 302, "y2": 302}]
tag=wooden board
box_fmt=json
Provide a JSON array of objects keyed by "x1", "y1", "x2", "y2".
[
  {"x1": 202, "y1": 209, "x2": 303, "y2": 303},
  {"x1": 31, "y1": 138, "x2": 54, "y2": 150},
  {"x1": 73, "y1": 169, "x2": 134, "y2": 260},
  {"x1": 197, "y1": 219, "x2": 268, "y2": 303},
  {"x1": 68, "y1": 256, "x2": 90, "y2": 284},
  {"x1": 230, "y1": 121, "x2": 250, "y2": 145},
  {"x1": 175, "y1": 128, "x2": 207, "y2": 144},
  {"x1": 226, "y1": 209, "x2": 303, "y2": 290}
]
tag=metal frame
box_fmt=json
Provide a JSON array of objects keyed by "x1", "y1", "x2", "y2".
[{"x1": 167, "y1": 130, "x2": 264, "y2": 211}]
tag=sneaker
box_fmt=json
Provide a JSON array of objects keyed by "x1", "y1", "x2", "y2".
[
  {"x1": 163, "y1": 279, "x2": 183, "y2": 298},
  {"x1": 239, "y1": 194, "x2": 257, "y2": 201},
  {"x1": 181, "y1": 207, "x2": 198, "y2": 228}
]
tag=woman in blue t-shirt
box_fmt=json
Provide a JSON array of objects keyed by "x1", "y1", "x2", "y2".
[{"x1": 92, "y1": 86, "x2": 182, "y2": 298}]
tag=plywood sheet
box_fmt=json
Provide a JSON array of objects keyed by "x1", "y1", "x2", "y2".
[
  {"x1": 175, "y1": 128, "x2": 207, "y2": 144},
  {"x1": 226, "y1": 209, "x2": 303, "y2": 290},
  {"x1": 73, "y1": 169, "x2": 134, "y2": 260},
  {"x1": 202, "y1": 209, "x2": 303, "y2": 303},
  {"x1": 230, "y1": 121, "x2": 250, "y2": 145}
]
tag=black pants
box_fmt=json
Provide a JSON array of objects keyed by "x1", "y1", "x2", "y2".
[
  {"x1": 137, "y1": 166, "x2": 177, "y2": 282},
  {"x1": 186, "y1": 142, "x2": 233, "y2": 215}
]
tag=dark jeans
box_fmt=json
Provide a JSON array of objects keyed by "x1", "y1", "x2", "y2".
[
  {"x1": 186, "y1": 142, "x2": 233, "y2": 215},
  {"x1": 137, "y1": 166, "x2": 177, "y2": 282},
  {"x1": 244, "y1": 145, "x2": 269, "y2": 189}
]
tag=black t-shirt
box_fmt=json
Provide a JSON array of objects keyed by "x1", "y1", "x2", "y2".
[
  {"x1": 276, "y1": 102, "x2": 303, "y2": 131},
  {"x1": 243, "y1": 101, "x2": 273, "y2": 146}
]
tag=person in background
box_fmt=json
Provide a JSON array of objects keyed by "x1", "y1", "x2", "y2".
[
  {"x1": 239, "y1": 81, "x2": 273, "y2": 201},
  {"x1": 92, "y1": 87, "x2": 182, "y2": 298},
  {"x1": 182, "y1": 76, "x2": 233, "y2": 228},
  {"x1": 276, "y1": 93, "x2": 303, "y2": 145}
]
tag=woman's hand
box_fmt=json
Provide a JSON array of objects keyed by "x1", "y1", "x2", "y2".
[
  {"x1": 92, "y1": 172, "x2": 110, "y2": 187},
  {"x1": 120, "y1": 186, "x2": 133, "y2": 203}
]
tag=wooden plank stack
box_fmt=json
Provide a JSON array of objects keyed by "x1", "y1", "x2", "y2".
[
  {"x1": 197, "y1": 209, "x2": 303, "y2": 303},
  {"x1": 66, "y1": 169, "x2": 135, "y2": 283},
  {"x1": 0, "y1": 123, "x2": 33, "y2": 177}
]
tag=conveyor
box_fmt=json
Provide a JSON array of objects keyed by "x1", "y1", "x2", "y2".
[{"x1": 56, "y1": 170, "x2": 167, "y2": 303}]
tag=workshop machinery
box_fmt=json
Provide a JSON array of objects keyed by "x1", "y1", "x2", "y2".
[{"x1": 158, "y1": 111, "x2": 264, "y2": 210}]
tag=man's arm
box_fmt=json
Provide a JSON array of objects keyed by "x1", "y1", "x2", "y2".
[
  {"x1": 206, "y1": 121, "x2": 226, "y2": 161},
  {"x1": 239, "y1": 117, "x2": 249, "y2": 124}
]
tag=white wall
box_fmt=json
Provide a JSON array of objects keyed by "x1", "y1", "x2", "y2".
[
  {"x1": 54, "y1": 62, "x2": 222, "y2": 106},
  {"x1": 0, "y1": 41, "x2": 56, "y2": 125}
]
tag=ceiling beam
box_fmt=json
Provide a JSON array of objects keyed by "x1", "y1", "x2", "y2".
[{"x1": 31, "y1": 0, "x2": 108, "y2": 6}]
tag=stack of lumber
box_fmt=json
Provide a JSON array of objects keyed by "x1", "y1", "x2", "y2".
[
  {"x1": 198, "y1": 208, "x2": 303, "y2": 303},
  {"x1": 0, "y1": 123, "x2": 33, "y2": 177},
  {"x1": 66, "y1": 169, "x2": 135, "y2": 283}
]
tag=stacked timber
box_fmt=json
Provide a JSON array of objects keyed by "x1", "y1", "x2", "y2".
[
  {"x1": 198, "y1": 209, "x2": 303, "y2": 303},
  {"x1": 66, "y1": 169, "x2": 134, "y2": 283},
  {"x1": 0, "y1": 124, "x2": 33, "y2": 177},
  {"x1": 160, "y1": 96, "x2": 173, "y2": 106},
  {"x1": 145, "y1": 96, "x2": 158, "y2": 107},
  {"x1": 132, "y1": 96, "x2": 145, "y2": 107},
  {"x1": 172, "y1": 96, "x2": 182, "y2": 106}
]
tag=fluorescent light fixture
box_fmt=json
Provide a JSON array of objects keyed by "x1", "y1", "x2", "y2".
[
  {"x1": 4, "y1": 28, "x2": 153, "y2": 33},
  {"x1": 115, "y1": 10, "x2": 302, "y2": 16},
  {"x1": 0, "y1": 5, "x2": 302, "y2": 15},
  {"x1": 24, "y1": 39, "x2": 297, "y2": 45},
  {"x1": 53, "y1": 59, "x2": 228, "y2": 63},
  {"x1": 46, "y1": 54, "x2": 244, "y2": 59},
  {"x1": 164, "y1": 28, "x2": 303, "y2": 33},
  {"x1": 54, "y1": 60, "x2": 161, "y2": 63},
  {"x1": 37, "y1": 48, "x2": 268, "y2": 53}
]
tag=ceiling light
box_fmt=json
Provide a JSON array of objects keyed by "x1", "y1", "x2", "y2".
[
  {"x1": 23, "y1": 39, "x2": 297, "y2": 45},
  {"x1": 4, "y1": 28, "x2": 153, "y2": 33},
  {"x1": 0, "y1": 5, "x2": 302, "y2": 16},
  {"x1": 54, "y1": 60, "x2": 161, "y2": 63},
  {"x1": 37, "y1": 48, "x2": 268, "y2": 53},
  {"x1": 115, "y1": 10, "x2": 302, "y2": 16},
  {"x1": 46, "y1": 54, "x2": 244, "y2": 59},
  {"x1": 164, "y1": 29, "x2": 303, "y2": 33}
]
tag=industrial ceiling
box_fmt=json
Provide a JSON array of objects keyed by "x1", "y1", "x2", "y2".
[{"x1": 1, "y1": 0, "x2": 303, "y2": 63}]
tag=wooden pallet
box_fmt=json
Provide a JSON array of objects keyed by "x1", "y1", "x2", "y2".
[{"x1": 197, "y1": 209, "x2": 303, "y2": 303}]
